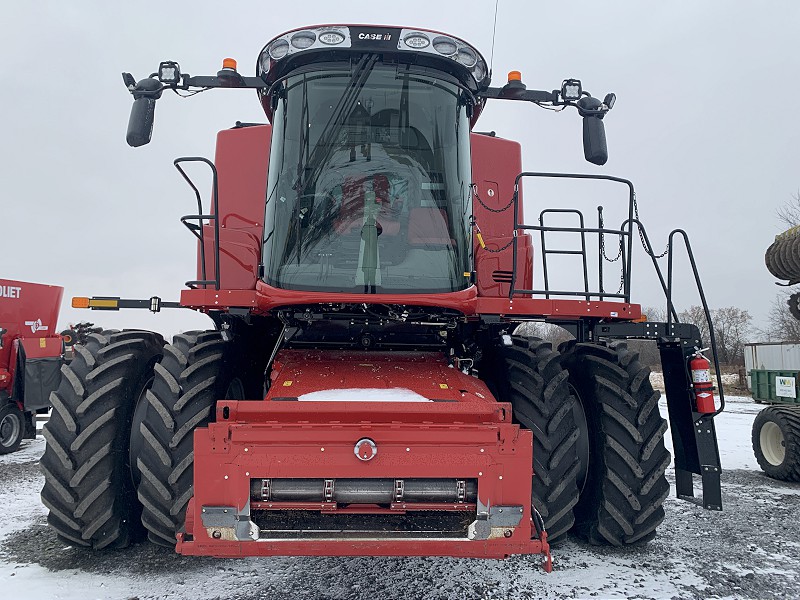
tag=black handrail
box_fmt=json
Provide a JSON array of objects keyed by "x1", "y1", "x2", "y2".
[
  {"x1": 621, "y1": 218, "x2": 679, "y2": 323},
  {"x1": 174, "y1": 157, "x2": 221, "y2": 290},
  {"x1": 510, "y1": 172, "x2": 635, "y2": 301},
  {"x1": 539, "y1": 209, "x2": 590, "y2": 300},
  {"x1": 501, "y1": 170, "x2": 724, "y2": 417},
  {"x1": 666, "y1": 229, "x2": 726, "y2": 418}
]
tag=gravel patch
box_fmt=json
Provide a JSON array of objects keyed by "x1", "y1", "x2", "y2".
[{"x1": 2, "y1": 457, "x2": 799, "y2": 599}]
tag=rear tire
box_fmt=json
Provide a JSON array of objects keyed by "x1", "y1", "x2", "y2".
[
  {"x1": 560, "y1": 340, "x2": 670, "y2": 546},
  {"x1": 134, "y1": 331, "x2": 245, "y2": 546},
  {"x1": 40, "y1": 330, "x2": 163, "y2": 549},
  {"x1": 752, "y1": 406, "x2": 800, "y2": 481},
  {"x1": 0, "y1": 401, "x2": 25, "y2": 454},
  {"x1": 487, "y1": 336, "x2": 580, "y2": 543}
]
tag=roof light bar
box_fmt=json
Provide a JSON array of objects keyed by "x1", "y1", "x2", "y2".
[
  {"x1": 259, "y1": 26, "x2": 351, "y2": 73},
  {"x1": 258, "y1": 26, "x2": 488, "y2": 87},
  {"x1": 397, "y1": 28, "x2": 488, "y2": 86}
]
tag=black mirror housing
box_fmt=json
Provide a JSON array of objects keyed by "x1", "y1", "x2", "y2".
[
  {"x1": 126, "y1": 78, "x2": 162, "y2": 147},
  {"x1": 582, "y1": 116, "x2": 608, "y2": 165},
  {"x1": 127, "y1": 97, "x2": 157, "y2": 147},
  {"x1": 576, "y1": 96, "x2": 608, "y2": 165}
]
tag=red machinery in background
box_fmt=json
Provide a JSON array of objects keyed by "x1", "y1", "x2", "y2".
[{"x1": 0, "y1": 279, "x2": 64, "y2": 453}]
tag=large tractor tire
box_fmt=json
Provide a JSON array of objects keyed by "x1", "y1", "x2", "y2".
[
  {"x1": 765, "y1": 233, "x2": 800, "y2": 283},
  {"x1": 559, "y1": 340, "x2": 670, "y2": 546},
  {"x1": 488, "y1": 336, "x2": 581, "y2": 543},
  {"x1": 752, "y1": 406, "x2": 800, "y2": 481},
  {"x1": 0, "y1": 399, "x2": 25, "y2": 455},
  {"x1": 40, "y1": 330, "x2": 164, "y2": 549},
  {"x1": 133, "y1": 331, "x2": 246, "y2": 546}
]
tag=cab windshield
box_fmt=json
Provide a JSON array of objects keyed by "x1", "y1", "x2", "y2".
[{"x1": 262, "y1": 59, "x2": 472, "y2": 294}]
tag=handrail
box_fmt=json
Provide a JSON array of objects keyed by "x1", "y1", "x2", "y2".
[
  {"x1": 174, "y1": 157, "x2": 221, "y2": 290},
  {"x1": 620, "y1": 219, "x2": 679, "y2": 323},
  {"x1": 510, "y1": 172, "x2": 635, "y2": 301},
  {"x1": 666, "y1": 229, "x2": 726, "y2": 418},
  {"x1": 538, "y1": 209, "x2": 590, "y2": 300},
  {"x1": 502, "y1": 172, "x2": 724, "y2": 416}
]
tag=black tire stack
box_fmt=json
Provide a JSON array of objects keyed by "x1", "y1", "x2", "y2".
[
  {"x1": 134, "y1": 331, "x2": 239, "y2": 546},
  {"x1": 559, "y1": 340, "x2": 670, "y2": 545},
  {"x1": 40, "y1": 330, "x2": 164, "y2": 549},
  {"x1": 492, "y1": 336, "x2": 581, "y2": 542},
  {"x1": 765, "y1": 230, "x2": 800, "y2": 284}
]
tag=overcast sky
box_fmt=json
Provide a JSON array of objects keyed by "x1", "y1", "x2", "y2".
[{"x1": 2, "y1": 1, "x2": 798, "y2": 338}]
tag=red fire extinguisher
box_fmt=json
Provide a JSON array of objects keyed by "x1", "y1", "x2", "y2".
[{"x1": 689, "y1": 350, "x2": 716, "y2": 413}]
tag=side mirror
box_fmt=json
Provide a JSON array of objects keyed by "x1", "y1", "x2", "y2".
[
  {"x1": 577, "y1": 96, "x2": 608, "y2": 166},
  {"x1": 582, "y1": 116, "x2": 608, "y2": 166},
  {"x1": 126, "y1": 78, "x2": 162, "y2": 147},
  {"x1": 0, "y1": 327, "x2": 6, "y2": 349}
]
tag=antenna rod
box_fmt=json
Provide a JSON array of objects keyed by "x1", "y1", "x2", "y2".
[{"x1": 489, "y1": 0, "x2": 499, "y2": 79}]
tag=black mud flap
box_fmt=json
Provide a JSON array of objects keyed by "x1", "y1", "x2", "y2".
[{"x1": 22, "y1": 356, "x2": 63, "y2": 412}]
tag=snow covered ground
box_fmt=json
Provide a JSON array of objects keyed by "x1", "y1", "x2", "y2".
[{"x1": 1, "y1": 395, "x2": 798, "y2": 599}]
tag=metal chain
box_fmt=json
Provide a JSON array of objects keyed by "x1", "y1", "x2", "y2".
[
  {"x1": 633, "y1": 192, "x2": 669, "y2": 259},
  {"x1": 471, "y1": 183, "x2": 514, "y2": 213},
  {"x1": 598, "y1": 210, "x2": 624, "y2": 263},
  {"x1": 481, "y1": 239, "x2": 514, "y2": 253}
]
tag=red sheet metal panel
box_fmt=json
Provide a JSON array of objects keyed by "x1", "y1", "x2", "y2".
[
  {"x1": 178, "y1": 400, "x2": 548, "y2": 562},
  {"x1": 475, "y1": 296, "x2": 642, "y2": 320},
  {"x1": 0, "y1": 279, "x2": 63, "y2": 373},
  {"x1": 175, "y1": 349, "x2": 550, "y2": 564},
  {"x1": 195, "y1": 125, "x2": 271, "y2": 290},
  {"x1": 265, "y1": 349, "x2": 493, "y2": 403}
]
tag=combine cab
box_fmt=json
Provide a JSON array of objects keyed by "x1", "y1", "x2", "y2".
[
  {"x1": 0, "y1": 279, "x2": 64, "y2": 453},
  {"x1": 41, "y1": 25, "x2": 725, "y2": 568}
]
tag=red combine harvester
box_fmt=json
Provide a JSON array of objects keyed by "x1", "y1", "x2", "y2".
[
  {"x1": 41, "y1": 25, "x2": 725, "y2": 568},
  {"x1": 0, "y1": 279, "x2": 64, "y2": 453}
]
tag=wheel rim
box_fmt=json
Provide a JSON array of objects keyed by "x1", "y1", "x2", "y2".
[
  {"x1": 569, "y1": 383, "x2": 590, "y2": 492},
  {"x1": 0, "y1": 412, "x2": 21, "y2": 448},
  {"x1": 129, "y1": 375, "x2": 155, "y2": 489},
  {"x1": 225, "y1": 378, "x2": 245, "y2": 400},
  {"x1": 760, "y1": 421, "x2": 786, "y2": 466}
]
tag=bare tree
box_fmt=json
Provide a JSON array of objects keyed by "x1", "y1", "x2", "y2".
[
  {"x1": 642, "y1": 305, "x2": 668, "y2": 323},
  {"x1": 713, "y1": 307, "x2": 752, "y2": 365},
  {"x1": 678, "y1": 305, "x2": 751, "y2": 366},
  {"x1": 678, "y1": 305, "x2": 711, "y2": 347},
  {"x1": 776, "y1": 190, "x2": 800, "y2": 228},
  {"x1": 515, "y1": 322, "x2": 574, "y2": 348},
  {"x1": 759, "y1": 292, "x2": 800, "y2": 342}
]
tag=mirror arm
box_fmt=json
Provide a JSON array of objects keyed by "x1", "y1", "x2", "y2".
[
  {"x1": 478, "y1": 87, "x2": 559, "y2": 103},
  {"x1": 478, "y1": 86, "x2": 613, "y2": 115},
  {"x1": 180, "y1": 74, "x2": 268, "y2": 90},
  {"x1": 123, "y1": 71, "x2": 268, "y2": 98}
]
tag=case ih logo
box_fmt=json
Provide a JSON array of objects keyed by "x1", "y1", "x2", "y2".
[
  {"x1": 358, "y1": 32, "x2": 392, "y2": 41},
  {"x1": 0, "y1": 286, "x2": 22, "y2": 298},
  {"x1": 24, "y1": 319, "x2": 49, "y2": 333}
]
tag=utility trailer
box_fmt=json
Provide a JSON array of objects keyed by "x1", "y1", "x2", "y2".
[
  {"x1": 41, "y1": 25, "x2": 725, "y2": 568},
  {"x1": 0, "y1": 279, "x2": 64, "y2": 453}
]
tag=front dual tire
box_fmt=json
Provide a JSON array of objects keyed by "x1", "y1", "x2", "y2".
[
  {"x1": 40, "y1": 329, "x2": 245, "y2": 549},
  {"x1": 489, "y1": 337, "x2": 670, "y2": 546},
  {"x1": 40, "y1": 330, "x2": 164, "y2": 549}
]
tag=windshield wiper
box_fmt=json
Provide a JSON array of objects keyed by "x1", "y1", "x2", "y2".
[{"x1": 292, "y1": 53, "x2": 378, "y2": 195}]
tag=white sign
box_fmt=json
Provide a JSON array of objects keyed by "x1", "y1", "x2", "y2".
[{"x1": 776, "y1": 376, "x2": 796, "y2": 399}]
